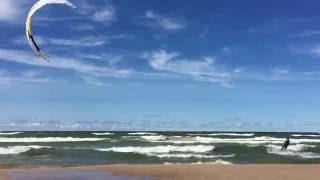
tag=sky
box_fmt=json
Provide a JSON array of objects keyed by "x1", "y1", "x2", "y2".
[{"x1": 1, "y1": 0, "x2": 320, "y2": 131}]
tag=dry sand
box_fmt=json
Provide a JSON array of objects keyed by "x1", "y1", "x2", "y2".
[{"x1": 0, "y1": 164, "x2": 320, "y2": 180}]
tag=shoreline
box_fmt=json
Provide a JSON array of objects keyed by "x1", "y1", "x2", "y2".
[{"x1": 1, "y1": 164, "x2": 320, "y2": 180}]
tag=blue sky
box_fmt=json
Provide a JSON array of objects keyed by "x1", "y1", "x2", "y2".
[{"x1": 1, "y1": 0, "x2": 320, "y2": 131}]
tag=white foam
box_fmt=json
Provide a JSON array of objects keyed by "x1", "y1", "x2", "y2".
[
  {"x1": 164, "y1": 159, "x2": 233, "y2": 165},
  {"x1": 92, "y1": 132, "x2": 114, "y2": 135},
  {"x1": 151, "y1": 153, "x2": 234, "y2": 159},
  {"x1": 0, "y1": 145, "x2": 50, "y2": 154},
  {"x1": 96, "y1": 145, "x2": 215, "y2": 154},
  {"x1": 149, "y1": 136, "x2": 320, "y2": 145},
  {"x1": 267, "y1": 144, "x2": 320, "y2": 159},
  {"x1": 192, "y1": 159, "x2": 233, "y2": 165},
  {"x1": 0, "y1": 137, "x2": 107, "y2": 143},
  {"x1": 140, "y1": 135, "x2": 166, "y2": 141},
  {"x1": 0, "y1": 132, "x2": 23, "y2": 135},
  {"x1": 189, "y1": 133, "x2": 254, "y2": 137},
  {"x1": 291, "y1": 134, "x2": 320, "y2": 137},
  {"x1": 128, "y1": 132, "x2": 157, "y2": 135}
]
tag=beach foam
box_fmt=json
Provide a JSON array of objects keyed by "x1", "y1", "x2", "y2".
[
  {"x1": 153, "y1": 153, "x2": 234, "y2": 159},
  {"x1": 164, "y1": 159, "x2": 233, "y2": 165}
]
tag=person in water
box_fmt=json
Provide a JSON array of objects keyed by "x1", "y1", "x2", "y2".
[{"x1": 281, "y1": 137, "x2": 290, "y2": 151}]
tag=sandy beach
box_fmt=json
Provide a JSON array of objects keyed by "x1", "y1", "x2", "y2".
[{"x1": 1, "y1": 164, "x2": 320, "y2": 180}]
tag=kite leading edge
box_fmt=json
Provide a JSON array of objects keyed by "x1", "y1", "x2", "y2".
[{"x1": 26, "y1": 0, "x2": 77, "y2": 62}]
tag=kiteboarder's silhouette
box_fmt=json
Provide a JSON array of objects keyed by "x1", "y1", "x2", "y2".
[{"x1": 281, "y1": 137, "x2": 290, "y2": 151}]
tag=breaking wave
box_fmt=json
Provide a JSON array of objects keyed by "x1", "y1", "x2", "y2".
[
  {"x1": 128, "y1": 132, "x2": 157, "y2": 135},
  {"x1": 151, "y1": 153, "x2": 234, "y2": 159},
  {"x1": 0, "y1": 145, "x2": 50, "y2": 155},
  {"x1": 96, "y1": 145, "x2": 215, "y2": 154},
  {"x1": 140, "y1": 135, "x2": 166, "y2": 141},
  {"x1": 164, "y1": 159, "x2": 233, "y2": 165},
  {"x1": 0, "y1": 137, "x2": 107, "y2": 143},
  {"x1": 92, "y1": 132, "x2": 114, "y2": 136},
  {"x1": 0, "y1": 132, "x2": 23, "y2": 135},
  {"x1": 267, "y1": 144, "x2": 320, "y2": 159},
  {"x1": 291, "y1": 134, "x2": 320, "y2": 137},
  {"x1": 146, "y1": 136, "x2": 320, "y2": 145},
  {"x1": 189, "y1": 133, "x2": 254, "y2": 137}
]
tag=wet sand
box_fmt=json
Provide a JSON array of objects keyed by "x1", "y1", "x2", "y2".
[{"x1": 0, "y1": 164, "x2": 320, "y2": 180}]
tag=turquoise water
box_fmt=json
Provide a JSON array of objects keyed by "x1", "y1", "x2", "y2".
[{"x1": 0, "y1": 131, "x2": 320, "y2": 167}]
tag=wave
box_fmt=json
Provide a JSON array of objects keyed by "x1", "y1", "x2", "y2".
[
  {"x1": 96, "y1": 145, "x2": 215, "y2": 154},
  {"x1": 128, "y1": 132, "x2": 157, "y2": 135},
  {"x1": 0, "y1": 137, "x2": 107, "y2": 143},
  {"x1": 147, "y1": 136, "x2": 320, "y2": 145},
  {"x1": 188, "y1": 133, "x2": 254, "y2": 137},
  {"x1": 0, "y1": 145, "x2": 50, "y2": 155},
  {"x1": 291, "y1": 134, "x2": 320, "y2": 137},
  {"x1": 92, "y1": 132, "x2": 114, "y2": 136},
  {"x1": 140, "y1": 135, "x2": 166, "y2": 141},
  {"x1": 267, "y1": 144, "x2": 320, "y2": 159},
  {"x1": 150, "y1": 153, "x2": 235, "y2": 159},
  {"x1": 164, "y1": 159, "x2": 233, "y2": 165},
  {"x1": 0, "y1": 132, "x2": 23, "y2": 135}
]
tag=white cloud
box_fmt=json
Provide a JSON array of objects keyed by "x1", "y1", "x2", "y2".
[
  {"x1": 81, "y1": 76, "x2": 112, "y2": 87},
  {"x1": 0, "y1": 69, "x2": 59, "y2": 85},
  {"x1": 296, "y1": 30, "x2": 320, "y2": 37},
  {"x1": 247, "y1": 18, "x2": 310, "y2": 34},
  {"x1": 0, "y1": 1, "x2": 26, "y2": 22},
  {"x1": 93, "y1": 6, "x2": 116, "y2": 22},
  {"x1": 0, "y1": 49, "x2": 133, "y2": 78},
  {"x1": 46, "y1": 36, "x2": 107, "y2": 47},
  {"x1": 222, "y1": 46, "x2": 235, "y2": 54},
  {"x1": 271, "y1": 68, "x2": 289, "y2": 76},
  {"x1": 309, "y1": 45, "x2": 320, "y2": 56},
  {"x1": 199, "y1": 29, "x2": 209, "y2": 39},
  {"x1": 288, "y1": 44, "x2": 320, "y2": 57},
  {"x1": 144, "y1": 10, "x2": 185, "y2": 30},
  {"x1": 14, "y1": 34, "x2": 129, "y2": 47},
  {"x1": 68, "y1": 24, "x2": 96, "y2": 31},
  {"x1": 142, "y1": 49, "x2": 231, "y2": 86},
  {"x1": 78, "y1": 0, "x2": 116, "y2": 23}
]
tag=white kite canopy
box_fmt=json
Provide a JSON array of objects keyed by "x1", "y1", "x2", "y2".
[{"x1": 26, "y1": 0, "x2": 76, "y2": 61}]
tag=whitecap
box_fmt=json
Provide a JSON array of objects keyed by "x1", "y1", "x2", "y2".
[
  {"x1": 266, "y1": 144, "x2": 320, "y2": 159},
  {"x1": 151, "y1": 136, "x2": 320, "y2": 145},
  {"x1": 0, "y1": 137, "x2": 107, "y2": 143},
  {"x1": 0, "y1": 145, "x2": 50, "y2": 155},
  {"x1": 291, "y1": 134, "x2": 320, "y2": 137},
  {"x1": 96, "y1": 145, "x2": 215, "y2": 154},
  {"x1": 140, "y1": 135, "x2": 166, "y2": 141},
  {"x1": 164, "y1": 159, "x2": 233, "y2": 165},
  {"x1": 92, "y1": 132, "x2": 114, "y2": 136},
  {"x1": 128, "y1": 132, "x2": 157, "y2": 135},
  {"x1": 188, "y1": 133, "x2": 254, "y2": 137},
  {"x1": 0, "y1": 132, "x2": 23, "y2": 135},
  {"x1": 150, "y1": 153, "x2": 234, "y2": 159}
]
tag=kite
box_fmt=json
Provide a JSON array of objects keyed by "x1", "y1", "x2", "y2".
[{"x1": 26, "y1": 0, "x2": 76, "y2": 61}]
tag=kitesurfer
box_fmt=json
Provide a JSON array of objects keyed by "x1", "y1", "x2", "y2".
[{"x1": 281, "y1": 137, "x2": 290, "y2": 151}]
